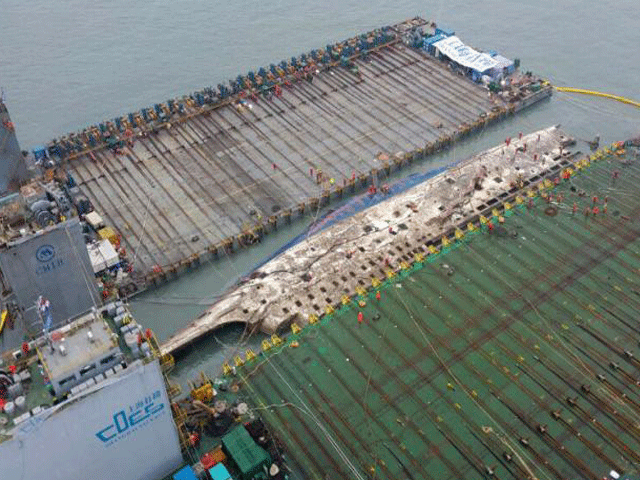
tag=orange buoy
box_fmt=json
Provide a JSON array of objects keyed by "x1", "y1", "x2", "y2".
[
  {"x1": 357, "y1": 311, "x2": 364, "y2": 324},
  {"x1": 375, "y1": 291, "x2": 381, "y2": 301}
]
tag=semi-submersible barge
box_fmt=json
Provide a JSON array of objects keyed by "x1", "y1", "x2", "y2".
[
  {"x1": 205, "y1": 139, "x2": 640, "y2": 480},
  {"x1": 34, "y1": 17, "x2": 550, "y2": 292}
]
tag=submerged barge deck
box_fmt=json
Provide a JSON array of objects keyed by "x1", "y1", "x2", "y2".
[
  {"x1": 234, "y1": 143, "x2": 640, "y2": 480},
  {"x1": 58, "y1": 18, "x2": 551, "y2": 286}
]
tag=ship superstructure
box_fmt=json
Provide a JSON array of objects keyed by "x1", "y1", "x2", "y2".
[
  {"x1": 0, "y1": 305, "x2": 183, "y2": 480},
  {"x1": 0, "y1": 100, "x2": 141, "y2": 355}
]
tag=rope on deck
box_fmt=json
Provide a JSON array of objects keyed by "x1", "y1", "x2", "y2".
[{"x1": 554, "y1": 86, "x2": 640, "y2": 108}]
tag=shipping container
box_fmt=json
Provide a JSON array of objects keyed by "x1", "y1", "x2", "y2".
[
  {"x1": 435, "y1": 26, "x2": 455, "y2": 37},
  {"x1": 173, "y1": 465, "x2": 198, "y2": 480},
  {"x1": 208, "y1": 463, "x2": 232, "y2": 480}
]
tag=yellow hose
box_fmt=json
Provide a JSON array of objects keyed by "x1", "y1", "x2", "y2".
[{"x1": 553, "y1": 86, "x2": 640, "y2": 109}]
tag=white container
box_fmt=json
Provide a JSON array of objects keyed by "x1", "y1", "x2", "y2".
[{"x1": 114, "y1": 313, "x2": 125, "y2": 326}]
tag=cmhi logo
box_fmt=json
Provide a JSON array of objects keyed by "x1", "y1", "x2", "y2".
[{"x1": 35, "y1": 244, "x2": 55, "y2": 263}]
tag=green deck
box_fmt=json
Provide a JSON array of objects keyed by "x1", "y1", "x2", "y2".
[{"x1": 238, "y1": 147, "x2": 640, "y2": 480}]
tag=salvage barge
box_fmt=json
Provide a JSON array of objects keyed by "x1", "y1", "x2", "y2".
[{"x1": 44, "y1": 17, "x2": 551, "y2": 289}]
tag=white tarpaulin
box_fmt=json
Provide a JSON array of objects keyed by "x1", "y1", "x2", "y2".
[{"x1": 432, "y1": 36, "x2": 498, "y2": 72}]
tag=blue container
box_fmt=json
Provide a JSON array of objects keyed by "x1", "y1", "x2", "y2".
[
  {"x1": 208, "y1": 463, "x2": 232, "y2": 480},
  {"x1": 32, "y1": 146, "x2": 48, "y2": 161},
  {"x1": 423, "y1": 34, "x2": 444, "y2": 45},
  {"x1": 435, "y1": 26, "x2": 455, "y2": 37},
  {"x1": 422, "y1": 34, "x2": 445, "y2": 55},
  {"x1": 173, "y1": 466, "x2": 197, "y2": 480}
]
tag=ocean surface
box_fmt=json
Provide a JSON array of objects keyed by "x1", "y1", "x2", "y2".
[{"x1": 3, "y1": 0, "x2": 639, "y2": 386}]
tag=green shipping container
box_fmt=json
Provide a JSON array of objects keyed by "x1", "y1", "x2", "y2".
[{"x1": 221, "y1": 426, "x2": 271, "y2": 480}]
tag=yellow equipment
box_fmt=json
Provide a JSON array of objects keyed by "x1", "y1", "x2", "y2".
[
  {"x1": 97, "y1": 226, "x2": 119, "y2": 245},
  {"x1": 190, "y1": 372, "x2": 215, "y2": 402},
  {"x1": 0, "y1": 309, "x2": 7, "y2": 335}
]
